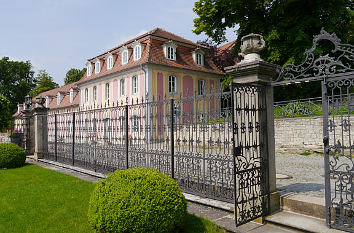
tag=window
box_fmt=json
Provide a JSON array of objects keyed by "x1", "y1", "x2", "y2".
[
  {"x1": 122, "y1": 50, "x2": 128, "y2": 65},
  {"x1": 103, "y1": 118, "x2": 111, "y2": 139},
  {"x1": 120, "y1": 79, "x2": 125, "y2": 96},
  {"x1": 107, "y1": 55, "x2": 114, "y2": 70},
  {"x1": 84, "y1": 88, "x2": 89, "y2": 103},
  {"x1": 134, "y1": 44, "x2": 141, "y2": 61},
  {"x1": 95, "y1": 60, "x2": 100, "y2": 74},
  {"x1": 93, "y1": 86, "x2": 97, "y2": 102},
  {"x1": 196, "y1": 53, "x2": 203, "y2": 66},
  {"x1": 105, "y1": 83, "x2": 110, "y2": 100},
  {"x1": 198, "y1": 79, "x2": 206, "y2": 95},
  {"x1": 167, "y1": 46, "x2": 175, "y2": 60},
  {"x1": 92, "y1": 118, "x2": 97, "y2": 132},
  {"x1": 132, "y1": 76, "x2": 138, "y2": 95},
  {"x1": 168, "y1": 75, "x2": 177, "y2": 94},
  {"x1": 87, "y1": 64, "x2": 92, "y2": 76}
]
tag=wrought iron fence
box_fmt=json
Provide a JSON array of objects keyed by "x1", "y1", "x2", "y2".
[
  {"x1": 44, "y1": 91, "x2": 235, "y2": 203},
  {"x1": 274, "y1": 94, "x2": 354, "y2": 118}
]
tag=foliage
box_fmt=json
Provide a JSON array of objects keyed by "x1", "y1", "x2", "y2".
[
  {"x1": 193, "y1": 0, "x2": 354, "y2": 99},
  {"x1": 0, "y1": 164, "x2": 224, "y2": 233},
  {"x1": 88, "y1": 168, "x2": 187, "y2": 233},
  {"x1": 64, "y1": 68, "x2": 86, "y2": 85},
  {"x1": 0, "y1": 95, "x2": 12, "y2": 131},
  {"x1": 0, "y1": 143, "x2": 26, "y2": 168},
  {"x1": 0, "y1": 57, "x2": 36, "y2": 112},
  {"x1": 29, "y1": 70, "x2": 59, "y2": 97},
  {"x1": 197, "y1": 39, "x2": 239, "y2": 71}
]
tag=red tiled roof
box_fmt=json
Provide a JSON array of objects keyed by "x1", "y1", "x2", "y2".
[
  {"x1": 35, "y1": 82, "x2": 78, "y2": 99},
  {"x1": 79, "y1": 28, "x2": 224, "y2": 85},
  {"x1": 48, "y1": 92, "x2": 79, "y2": 110},
  {"x1": 217, "y1": 41, "x2": 236, "y2": 55}
]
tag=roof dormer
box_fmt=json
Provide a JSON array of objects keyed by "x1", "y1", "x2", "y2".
[
  {"x1": 120, "y1": 46, "x2": 129, "y2": 65},
  {"x1": 69, "y1": 88, "x2": 78, "y2": 103},
  {"x1": 86, "y1": 62, "x2": 92, "y2": 76},
  {"x1": 45, "y1": 96, "x2": 53, "y2": 108},
  {"x1": 163, "y1": 40, "x2": 177, "y2": 61},
  {"x1": 132, "y1": 41, "x2": 142, "y2": 61},
  {"x1": 94, "y1": 58, "x2": 101, "y2": 74},
  {"x1": 193, "y1": 47, "x2": 205, "y2": 66},
  {"x1": 57, "y1": 92, "x2": 64, "y2": 105},
  {"x1": 106, "y1": 52, "x2": 114, "y2": 70}
]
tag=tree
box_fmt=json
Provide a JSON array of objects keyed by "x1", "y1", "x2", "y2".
[
  {"x1": 0, "y1": 95, "x2": 12, "y2": 131},
  {"x1": 0, "y1": 57, "x2": 36, "y2": 112},
  {"x1": 193, "y1": 0, "x2": 354, "y2": 99},
  {"x1": 64, "y1": 68, "x2": 86, "y2": 85},
  {"x1": 29, "y1": 70, "x2": 59, "y2": 97}
]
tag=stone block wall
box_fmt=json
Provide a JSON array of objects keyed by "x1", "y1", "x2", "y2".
[
  {"x1": 0, "y1": 133, "x2": 10, "y2": 143},
  {"x1": 274, "y1": 115, "x2": 354, "y2": 147}
]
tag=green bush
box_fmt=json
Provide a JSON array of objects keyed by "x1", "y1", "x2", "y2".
[
  {"x1": 0, "y1": 143, "x2": 26, "y2": 169},
  {"x1": 88, "y1": 168, "x2": 187, "y2": 233}
]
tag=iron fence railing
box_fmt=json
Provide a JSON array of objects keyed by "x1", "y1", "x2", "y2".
[
  {"x1": 274, "y1": 94, "x2": 354, "y2": 118},
  {"x1": 44, "y1": 91, "x2": 235, "y2": 203}
]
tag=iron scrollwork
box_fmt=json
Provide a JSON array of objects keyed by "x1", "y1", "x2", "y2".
[{"x1": 275, "y1": 28, "x2": 354, "y2": 85}]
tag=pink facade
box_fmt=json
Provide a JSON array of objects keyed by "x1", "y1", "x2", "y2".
[
  {"x1": 139, "y1": 73, "x2": 145, "y2": 99},
  {"x1": 97, "y1": 84, "x2": 102, "y2": 104},
  {"x1": 113, "y1": 79, "x2": 118, "y2": 102}
]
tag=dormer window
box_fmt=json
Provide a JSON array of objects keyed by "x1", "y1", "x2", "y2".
[
  {"x1": 122, "y1": 49, "x2": 128, "y2": 65},
  {"x1": 134, "y1": 44, "x2": 141, "y2": 61},
  {"x1": 70, "y1": 89, "x2": 74, "y2": 103},
  {"x1": 107, "y1": 53, "x2": 114, "y2": 70},
  {"x1": 193, "y1": 49, "x2": 205, "y2": 66},
  {"x1": 95, "y1": 59, "x2": 101, "y2": 74},
  {"x1": 87, "y1": 63, "x2": 92, "y2": 76},
  {"x1": 163, "y1": 41, "x2": 177, "y2": 61},
  {"x1": 57, "y1": 92, "x2": 62, "y2": 105}
]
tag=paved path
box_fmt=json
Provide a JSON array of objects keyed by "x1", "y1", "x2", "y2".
[{"x1": 26, "y1": 157, "x2": 301, "y2": 233}]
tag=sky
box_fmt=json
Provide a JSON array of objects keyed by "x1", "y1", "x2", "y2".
[{"x1": 0, "y1": 0, "x2": 237, "y2": 86}]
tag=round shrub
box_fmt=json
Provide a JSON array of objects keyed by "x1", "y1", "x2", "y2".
[
  {"x1": 0, "y1": 143, "x2": 26, "y2": 169},
  {"x1": 88, "y1": 168, "x2": 187, "y2": 233}
]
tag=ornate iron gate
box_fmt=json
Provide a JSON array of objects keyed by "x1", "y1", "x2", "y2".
[
  {"x1": 231, "y1": 82, "x2": 270, "y2": 226},
  {"x1": 275, "y1": 29, "x2": 354, "y2": 232}
]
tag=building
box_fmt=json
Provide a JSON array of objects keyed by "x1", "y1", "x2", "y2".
[{"x1": 77, "y1": 28, "x2": 224, "y2": 110}]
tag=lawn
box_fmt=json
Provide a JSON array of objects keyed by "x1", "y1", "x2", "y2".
[{"x1": 0, "y1": 164, "x2": 226, "y2": 233}]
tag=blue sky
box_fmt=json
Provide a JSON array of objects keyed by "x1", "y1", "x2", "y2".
[{"x1": 0, "y1": 0, "x2": 237, "y2": 85}]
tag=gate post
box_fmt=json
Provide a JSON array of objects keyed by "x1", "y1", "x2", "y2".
[
  {"x1": 22, "y1": 95, "x2": 34, "y2": 155},
  {"x1": 225, "y1": 34, "x2": 279, "y2": 215},
  {"x1": 32, "y1": 97, "x2": 48, "y2": 160}
]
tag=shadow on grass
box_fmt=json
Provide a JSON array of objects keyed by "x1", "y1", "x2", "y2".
[{"x1": 181, "y1": 213, "x2": 207, "y2": 233}]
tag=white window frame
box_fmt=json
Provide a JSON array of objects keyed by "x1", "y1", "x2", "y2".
[
  {"x1": 198, "y1": 79, "x2": 206, "y2": 96},
  {"x1": 134, "y1": 44, "x2": 141, "y2": 61},
  {"x1": 196, "y1": 53, "x2": 204, "y2": 66},
  {"x1": 107, "y1": 54, "x2": 114, "y2": 70},
  {"x1": 84, "y1": 88, "x2": 89, "y2": 103},
  {"x1": 120, "y1": 79, "x2": 125, "y2": 97},
  {"x1": 105, "y1": 82, "x2": 110, "y2": 100},
  {"x1": 168, "y1": 75, "x2": 177, "y2": 94},
  {"x1": 87, "y1": 63, "x2": 92, "y2": 76},
  {"x1": 93, "y1": 86, "x2": 97, "y2": 102},
  {"x1": 132, "y1": 76, "x2": 138, "y2": 95},
  {"x1": 164, "y1": 41, "x2": 177, "y2": 61},
  {"x1": 167, "y1": 46, "x2": 175, "y2": 60},
  {"x1": 122, "y1": 50, "x2": 128, "y2": 65},
  {"x1": 95, "y1": 60, "x2": 101, "y2": 74}
]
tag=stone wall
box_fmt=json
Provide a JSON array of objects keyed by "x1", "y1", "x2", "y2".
[{"x1": 274, "y1": 115, "x2": 354, "y2": 148}]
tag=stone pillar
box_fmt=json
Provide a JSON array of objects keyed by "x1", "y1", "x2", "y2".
[
  {"x1": 225, "y1": 33, "x2": 280, "y2": 215},
  {"x1": 32, "y1": 98, "x2": 48, "y2": 160},
  {"x1": 21, "y1": 109, "x2": 32, "y2": 155}
]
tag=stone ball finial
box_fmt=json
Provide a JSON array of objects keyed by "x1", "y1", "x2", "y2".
[{"x1": 239, "y1": 33, "x2": 266, "y2": 64}]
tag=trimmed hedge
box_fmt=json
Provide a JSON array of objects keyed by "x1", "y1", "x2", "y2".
[
  {"x1": 88, "y1": 168, "x2": 187, "y2": 233},
  {"x1": 0, "y1": 143, "x2": 26, "y2": 169}
]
